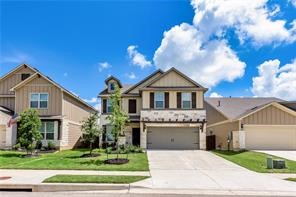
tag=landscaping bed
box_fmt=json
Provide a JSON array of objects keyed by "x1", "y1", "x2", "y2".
[
  {"x1": 213, "y1": 150, "x2": 296, "y2": 173},
  {"x1": 285, "y1": 178, "x2": 296, "y2": 182},
  {"x1": 43, "y1": 175, "x2": 149, "y2": 184},
  {"x1": 0, "y1": 149, "x2": 149, "y2": 171}
]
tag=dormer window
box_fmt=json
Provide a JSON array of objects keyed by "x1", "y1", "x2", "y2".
[{"x1": 109, "y1": 82, "x2": 115, "y2": 91}]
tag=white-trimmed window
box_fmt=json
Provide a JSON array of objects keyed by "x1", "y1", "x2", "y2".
[
  {"x1": 181, "y1": 92, "x2": 191, "y2": 109},
  {"x1": 106, "y1": 125, "x2": 114, "y2": 142},
  {"x1": 107, "y1": 99, "x2": 112, "y2": 113},
  {"x1": 40, "y1": 121, "x2": 54, "y2": 140},
  {"x1": 155, "y1": 91, "x2": 164, "y2": 109},
  {"x1": 109, "y1": 82, "x2": 115, "y2": 91},
  {"x1": 30, "y1": 93, "x2": 48, "y2": 109}
]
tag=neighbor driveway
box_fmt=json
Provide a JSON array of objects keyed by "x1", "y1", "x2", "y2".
[
  {"x1": 140, "y1": 150, "x2": 296, "y2": 193},
  {"x1": 255, "y1": 150, "x2": 296, "y2": 161}
]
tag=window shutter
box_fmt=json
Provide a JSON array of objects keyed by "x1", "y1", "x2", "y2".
[
  {"x1": 165, "y1": 92, "x2": 169, "y2": 108},
  {"x1": 150, "y1": 92, "x2": 154, "y2": 109},
  {"x1": 102, "y1": 99, "x2": 107, "y2": 113},
  {"x1": 192, "y1": 92, "x2": 196, "y2": 109},
  {"x1": 177, "y1": 92, "x2": 181, "y2": 108}
]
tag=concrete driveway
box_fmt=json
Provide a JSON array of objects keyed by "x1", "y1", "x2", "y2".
[
  {"x1": 142, "y1": 150, "x2": 296, "y2": 193},
  {"x1": 255, "y1": 150, "x2": 296, "y2": 161}
]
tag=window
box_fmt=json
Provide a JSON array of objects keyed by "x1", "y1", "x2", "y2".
[
  {"x1": 181, "y1": 92, "x2": 191, "y2": 109},
  {"x1": 109, "y1": 82, "x2": 115, "y2": 91},
  {"x1": 21, "y1": 73, "x2": 31, "y2": 81},
  {"x1": 107, "y1": 99, "x2": 112, "y2": 113},
  {"x1": 30, "y1": 93, "x2": 48, "y2": 109},
  {"x1": 40, "y1": 121, "x2": 55, "y2": 140},
  {"x1": 128, "y1": 99, "x2": 137, "y2": 113},
  {"x1": 106, "y1": 125, "x2": 114, "y2": 142},
  {"x1": 155, "y1": 92, "x2": 164, "y2": 109}
]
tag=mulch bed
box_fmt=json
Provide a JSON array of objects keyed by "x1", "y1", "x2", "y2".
[
  {"x1": 104, "y1": 158, "x2": 129, "y2": 165},
  {"x1": 80, "y1": 153, "x2": 101, "y2": 158},
  {"x1": 0, "y1": 176, "x2": 11, "y2": 180}
]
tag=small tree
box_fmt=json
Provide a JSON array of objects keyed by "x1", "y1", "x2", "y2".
[
  {"x1": 81, "y1": 112, "x2": 101, "y2": 156},
  {"x1": 107, "y1": 84, "x2": 129, "y2": 159},
  {"x1": 18, "y1": 108, "x2": 42, "y2": 155}
]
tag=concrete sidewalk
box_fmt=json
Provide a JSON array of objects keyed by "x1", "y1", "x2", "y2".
[
  {"x1": 0, "y1": 169, "x2": 150, "y2": 185},
  {"x1": 255, "y1": 150, "x2": 296, "y2": 161}
]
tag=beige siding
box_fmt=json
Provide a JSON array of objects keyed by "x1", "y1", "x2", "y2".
[
  {"x1": 0, "y1": 97, "x2": 15, "y2": 111},
  {"x1": 242, "y1": 105, "x2": 296, "y2": 125},
  {"x1": 0, "y1": 66, "x2": 35, "y2": 95},
  {"x1": 67, "y1": 122, "x2": 82, "y2": 149},
  {"x1": 142, "y1": 90, "x2": 204, "y2": 109},
  {"x1": 207, "y1": 121, "x2": 239, "y2": 150},
  {"x1": 129, "y1": 72, "x2": 162, "y2": 94},
  {"x1": 63, "y1": 92, "x2": 92, "y2": 123},
  {"x1": 205, "y1": 102, "x2": 227, "y2": 125},
  {"x1": 121, "y1": 97, "x2": 142, "y2": 114},
  {"x1": 150, "y1": 71, "x2": 195, "y2": 87},
  {"x1": 15, "y1": 77, "x2": 62, "y2": 116}
]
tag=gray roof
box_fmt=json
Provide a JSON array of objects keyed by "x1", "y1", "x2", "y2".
[
  {"x1": 205, "y1": 97, "x2": 284, "y2": 120},
  {"x1": 99, "y1": 84, "x2": 133, "y2": 96},
  {"x1": 0, "y1": 106, "x2": 14, "y2": 116}
]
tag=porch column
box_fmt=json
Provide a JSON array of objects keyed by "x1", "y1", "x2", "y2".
[
  {"x1": 140, "y1": 122, "x2": 147, "y2": 149},
  {"x1": 199, "y1": 123, "x2": 206, "y2": 150}
]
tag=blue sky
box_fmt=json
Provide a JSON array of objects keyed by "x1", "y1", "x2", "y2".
[{"x1": 1, "y1": 0, "x2": 296, "y2": 108}]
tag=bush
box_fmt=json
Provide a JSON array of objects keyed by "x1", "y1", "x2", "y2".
[
  {"x1": 27, "y1": 143, "x2": 36, "y2": 153},
  {"x1": 105, "y1": 147, "x2": 112, "y2": 154},
  {"x1": 13, "y1": 143, "x2": 21, "y2": 150},
  {"x1": 36, "y1": 140, "x2": 43, "y2": 150},
  {"x1": 47, "y1": 141, "x2": 56, "y2": 150},
  {"x1": 125, "y1": 145, "x2": 144, "y2": 153}
]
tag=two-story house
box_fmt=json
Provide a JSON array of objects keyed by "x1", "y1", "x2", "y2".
[
  {"x1": 0, "y1": 64, "x2": 97, "y2": 149},
  {"x1": 99, "y1": 67, "x2": 208, "y2": 150}
]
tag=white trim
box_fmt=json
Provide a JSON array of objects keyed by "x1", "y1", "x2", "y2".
[
  {"x1": 154, "y1": 91, "x2": 165, "y2": 109},
  {"x1": 29, "y1": 92, "x2": 49, "y2": 109}
]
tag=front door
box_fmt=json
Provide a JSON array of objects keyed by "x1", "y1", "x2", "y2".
[{"x1": 132, "y1": 128, "x2": 140, "y2": 146}]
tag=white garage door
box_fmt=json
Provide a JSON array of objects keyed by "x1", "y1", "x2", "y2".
[
  {"x1": 147, "y1": 127, "x2": 199, "y2": 150},
  {"x1": 245, "y1": 125, "x2": 296, "y2": 150}
]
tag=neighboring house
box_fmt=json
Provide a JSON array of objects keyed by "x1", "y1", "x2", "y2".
[
  {"x1": 205, "y1": 98, "x2": 296, "y2": 150},
  {"x1": 99, "y1": 67, "x2": 208, "y2": 150},
  {"x1": 0, "y1": 64, "x2": 97, "y2": 149}
]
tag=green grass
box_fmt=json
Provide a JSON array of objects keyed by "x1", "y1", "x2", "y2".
[
  {"x1": 213, "y1": 150, "x2": 296, "y2": 173},
  {"x1": 285, "y1": 178, "x2": 296, "y2": 182},
  {"x1": 43, "y1": 174, "x2": 149, "y2": 184},
  {"x1": 0, "y1": 149, "x2": 149, "y2": 171}
]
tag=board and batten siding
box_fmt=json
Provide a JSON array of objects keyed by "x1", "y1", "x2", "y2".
[
  {"x1": 128, "y1": 72, "x2": 162, "y2": 94},
  {"x1": 0, "y1": 66, "x2": 35, "y2": 95},
  {"x1": 0, "y1": 97, "x2": 15, "y2": 111},
  {"x1": 15, "y1": 77, "x2": 62, "y2": 116},
  {"x1": 149, "y1": 71, "x2": 195, "y2": 87},
  {"x1": 67, "y1": 122, "x2": 83, "y2": 148},
  {"x1": 142, "y1": 90, "x2": 204, "y2": 109},
  {"x1": 205, "y1": 102, "x2": 228, "y2": 125},
  {"x1": 242, "y1": 105, "x2": 296, "y2": 125},
  {"x1": 62, "y1": 92, "x2": 92, "y2": 123}
]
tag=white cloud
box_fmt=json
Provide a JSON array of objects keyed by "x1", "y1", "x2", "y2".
[
  {"x1": 209, "y1": 92, "x2": 223, "y2": 98},
  {"x1": 0, "y1": 53, "x2": 32, "y2": 64},
  {"x1": 251, "y1": 59, "x2": 296, "y2": 101},
  {"x1": 127, "y1": 72, "x2": 137, "y2": 79},
  {"x1": 83, "y1": 97, "x2": 99, "y2": 103},
  {"x1": 290, "y1": 0, "x2": 296, "y2": 8},
  {"x1": 153, "y1": 23, "x2": 246, "y2": 88},
  {"x1": 191, "y1": 0, "x2": 296, "y2": 46},
  {"x1": 99, "y1": 62, "x2": 112, "y2": 72},
  {"x1": 127, "y1": 45, "x2": 152, "y2": 68},
  {"x1": 94, "y1": 102, "x2": 101, "y2": 113}
]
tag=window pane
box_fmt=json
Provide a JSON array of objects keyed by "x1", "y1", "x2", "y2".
[
  {"x1": 110, "y1": 83, "x2": 115, "y2": 91},
  {"x1": 155, "y1": 92, "x2": 164, "y2": 101},
  {"x1": 46, "y1": 122, "x2": 54, "y2": 133},
  {"x1": 40, "y1": 101, "x2": 48, "y2": 108},
  {"x1": 46, "y1": 133, "x2": 54, "y2": 140},
  {"x1": 30, "y1": 101, "x2": 38, "y2": 108},
  {"x1": 155, "y1": 101, "x2": 164, "y2": 108},
  {"x1": 182, "y1": 92, "x2": 191, "y2": 101},
  {"x1": 40, "y1": 123, "x2": 45, "y2": 140},
  {"x1": 107, "y1": 99, "x2": 112, "y2": 112},
  {"x1": 106, "y1": 125, "x2": 114, "y2": 142},
  {"x1": 40, "y1": 94, "x2": 48, "y2": 101},
  {"x1": 183, "y1": 101, "x2": 191, "y2": 109},
  {"x1": 31, "y1": 94, "x2": 39, "y2": 101}
]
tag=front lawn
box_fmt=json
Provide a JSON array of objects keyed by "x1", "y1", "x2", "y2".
[
  {"x1": 285, "y1": 178, "x2": 296, "y2": 182},
  {"x1": 0, "y1": 149, "x2": 149, "y2": 171},
  {"x1": 43, "y1": 175, "x2": 149, "y2": 184},
  {"x1": 213, "y1": 150, "x2": 296, "y2": 173}
]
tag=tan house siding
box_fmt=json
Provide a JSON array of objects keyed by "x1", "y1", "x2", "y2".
[
  {"x1": 205, "y1": 102, "x2": 227, "y2": 125},
  {"x1": 15, "y1": 77, "x2": 62, "y2": 115},
  {"x1": 67, "y1": 122, "x2": 82, "y2": 149},
  {"x1": 129, "y1": 72, "x2": 162, "y2": 94},
  {"x1": 149, "y1": 71, "x2": 195, "y2": 87},
  {"x1": 142, "y1": 90, "x2": 203, "y2": 109},
  {"x1": 122, "y1": 97, "x2": 142, "y2": 114},
  {"x1": 0, "y1": 66, "x2": 35, "y2": 95},
  {"x1": 62, "y1": 92, "x2": 91, "y2": 123},
  {"x1": 207, "y1": 121, "x2": 239, "y2": 150},
  {"x1": 242, "y1": 105, "x2": 296, "y2": 125},
  {"x1": 0, "y1": 97, "x2": 15, "y2": 111}
]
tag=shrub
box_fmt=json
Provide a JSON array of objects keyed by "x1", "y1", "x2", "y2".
[
  {"x1": 13, "y1": 143, "x2": 21, "y2": 150},
  {"x1": 105, "y1": 147, "x2": 112, "y2": 154},
  {"x1": 36, "y1": 140, "x2": 43, "y2": 150},
  {"x1": 47, "y1": 141, "x2": 56, "y2": 150}
]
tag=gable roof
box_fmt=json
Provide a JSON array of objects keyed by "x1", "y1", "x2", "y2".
[
  {"x1": 9, "y1": 65, "x2": 97, "y2": 112},
  {"x1": 0, "y1": 63, "x2": 38, "y2": 81},
  {"x1": 205, "y1": 97, "x2": 284, "y2": 120},
  {"x1": 104, "y1": 75, "x2": 122, "y2": 88},
  {"x1": 123, "y1": 69, "x2": 164, "y2": 94},
  {"x1": 99, "y1": 84, "x2": 133, "y2": 96},
  {"x1": 143, "y1": 67, "x2": 208, "y2": 91}
]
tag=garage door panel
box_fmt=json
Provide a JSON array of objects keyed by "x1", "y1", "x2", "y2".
[
  {"x1": 245, "y1": 125, "x2": 296, "y2": 150},
  {"x1": 147, "y1": 127, "x2": 199, "y2": 150}
]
